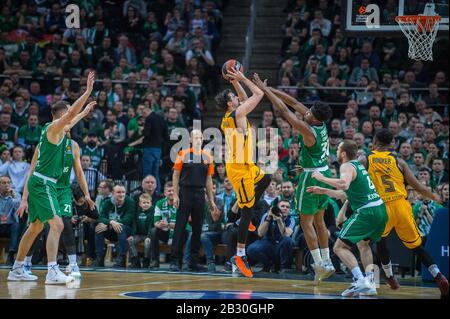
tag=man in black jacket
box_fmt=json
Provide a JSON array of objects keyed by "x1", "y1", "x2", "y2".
[{"x1": 142, "y1": 107, "x2": 168, "y2": 192}]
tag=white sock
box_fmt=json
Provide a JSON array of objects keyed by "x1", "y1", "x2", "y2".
[
  {"x1": 47, "y1": 262, "x2": 57, "y2": 271},
  {"x1": 311, "y1": 249, "x2": 322, "y2": 265},
  {"x1": 13, "y1": 261, "x2": 24, "y2": 270},
  {"x1": 428, "y1": 264, "x2": 440, "y2": 278},
  {"x1": 24, "y1": 256, "x2": 32, "y2": 266},
  {"x1": 320, "y1": 248, "x2": 330, "y2": 261},
  {"x1": 68, "y1": 255, "x2": 77, "y2": 265},
  {"x1": 351, "y1": 267, "x2": 364, "y2": 280},
  {"x1": 382, "y1": 262, "x2": 393, "y2": 278},
  {"x1": 237, "y1": 247, "x2": 246, "y2": 257}
]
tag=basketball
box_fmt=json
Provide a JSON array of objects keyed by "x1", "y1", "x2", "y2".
[{"x1": 222, "y1": 59, "x2": 244, "y2": 80}]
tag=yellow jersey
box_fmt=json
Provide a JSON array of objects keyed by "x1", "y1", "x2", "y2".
[
  {"x1": 220, "y1": 110, "x2": 254, "y2": 164},
  {"x1": 367, "y1": 150, "x2": 408, "y2": 203}
]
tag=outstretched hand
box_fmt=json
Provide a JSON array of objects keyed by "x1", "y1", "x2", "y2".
[
  {"x1": 252, "y1": 73, "x2": 268, "y2": 89},
  {"x1": 226, "y1": 68, "x2": 246, "y2": 82},
  {"x1": 86, "y1": 72, "x2": 96, "y2": 92},
  {"x1": 84, "y1": 101, "x2": 97, "y2": 113}
]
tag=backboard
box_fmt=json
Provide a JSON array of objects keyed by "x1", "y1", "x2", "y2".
[{"x1": 342, "y1": 0, "x2": 449, "y2": 36}]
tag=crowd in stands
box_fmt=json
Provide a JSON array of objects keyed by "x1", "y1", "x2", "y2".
[{"x1": 0, "y1": 0, "x2": 449, "y2": 276}]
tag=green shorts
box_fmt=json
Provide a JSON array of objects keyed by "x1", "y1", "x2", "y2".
[
  {"x1": 339, "y1": 200, "x2": 388, "y2": 244},
  {"x1": 57, "y1": 187, "x2": 73, "y2": 218},
  {"x1": 28, "y1": 174, "x2": 61, "y2": 223},
  {"x1": 296, "y1": 169, "x2": 332, "y2": 215}
]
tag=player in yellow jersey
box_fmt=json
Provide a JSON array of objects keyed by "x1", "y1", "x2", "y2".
[
  {"x1": 217, "y1": 68, "x2": 271, "y2": 278},
  {"x1": 362, "y1": 129, "x2": 448, "y2": 299}
]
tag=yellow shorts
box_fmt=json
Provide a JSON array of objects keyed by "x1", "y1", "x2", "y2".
[
  {"x1": 226, "y1": 163, "x2": 265, "y2": 208},
  {"x1": 383, "y1": 198, "x2": 422, "y2": 249}
]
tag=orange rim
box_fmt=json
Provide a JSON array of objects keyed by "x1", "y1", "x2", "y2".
[{"x1": 396, "y1": 15, "x2": 441, "y2": 32}]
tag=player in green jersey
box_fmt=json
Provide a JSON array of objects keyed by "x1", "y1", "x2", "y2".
[
  {"x1": 8, "y1": 72, "x2": 96, "y2": 285},
  {"x1": 307, "y1": 140, "x2": 388, "y2": 297},
  {"x1": 252, "y1": 74, "x2": 335, "y2": 284}
]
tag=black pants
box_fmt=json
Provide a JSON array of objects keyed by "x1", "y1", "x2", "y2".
[
  {"x1": 150, "y1": 228, "x2": 170, "y2": 262},
  {"x1": 171, "y1": 188, "x2": 205, "y2": 265}
]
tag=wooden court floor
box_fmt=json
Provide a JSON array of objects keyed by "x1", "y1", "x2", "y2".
[{"x1": 0, "y1": 267, "x2": 441, "y2": 299}]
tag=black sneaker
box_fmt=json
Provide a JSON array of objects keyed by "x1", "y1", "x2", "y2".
[
  {"x1": 142, "y1": 258, "x2": 150, "y2": 268},
  {"x1": 188, "y1": 263, "x2": 207, "y2": 272},
  {"x1": 169, "y1": 263, "x2": 181, "y2": 272},
  {"x1": 93, "y1": 257, "x2": 105, "y2": 267},
  {"x1": 113, "y1": 256, "x2": 126, "y2": 268},
  {"x1": 130, "y1": 256, "x2": 141, "y2": 269},
  {"x1": 149, "y1": 260, "x2": 160, "y2": 269},
  {"x1": 6, "y1": 252, "x2": 15, "y2": 266}
]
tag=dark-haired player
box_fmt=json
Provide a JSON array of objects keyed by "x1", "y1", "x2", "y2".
[
  {"x1": 217, "y1": 69, "x2": 272, "y2": 278},
  {"x1": 363, "y1": 129, "x2": 448, "y2": 299},
  {"x1": 8, "y1": 72, "x2": 96, "y2": 284},
  {"x1": 253, "y1": 74, "x2": 335, "y2": 284}
]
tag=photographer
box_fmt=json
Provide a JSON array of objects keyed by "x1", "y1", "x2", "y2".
[
  {"x1": 247, "y1": 199, "x2": 295, "y2": 273},
  {"x1": 72, "y1": 185, "x2": 99, "y2": 266},
  {"x1": 413, "y1": 191, "x2": 443, "y2": 239}
]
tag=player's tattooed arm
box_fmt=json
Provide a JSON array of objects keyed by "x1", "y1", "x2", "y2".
[
  {"x1": 268, "y1": 87, "x2": 309, "y2": 115},
  {"x1": 252, "y1": 73, "x2": 316, "y2": 146}
]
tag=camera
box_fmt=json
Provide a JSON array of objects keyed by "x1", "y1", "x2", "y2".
[{"x1": 270, "y1": 197, "x2": 281, "y2": 217}]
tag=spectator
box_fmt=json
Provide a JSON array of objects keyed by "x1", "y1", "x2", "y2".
[
  {"x1": 94, "y1": 37, "x2": 115, "y2": 77},
  {"x1": 0, "y1": 146, "x2": 29, "y2": 193},
  {"x1": 430, "y1": 158, "x2": 449, "y2": 190},
  {"x1": 102, "y1": 110, "x2": 126, "y2": 179},
  {"x1": 0, "y1": 111, "x2": 18, "y2": 150},
  {"x1": 247, "y1": 199, "x2": 295, "y2": 272},
  {"x1": 18, "y1": 114, "x2": 41, "y2": 151},
  {"x1": 413, "y1": 191, "x2": 443, "y2": 238},
  {"x1": 114, "y1": 34, "x2": 137, "y2": 66},
  {"x1": 348, "y1": 58, "x2": 379, "y2": 86},
  {"x1": 132, "y1": 175, "x2": 164, "y2": 209},
  {"x1": 411, "y1": 152, "x2": 427, "y2": 176},
  {"x1": 128, "y1": 193, "x2": 154, "y2": 269},
  {"x1": 94, "y1": 184, "x2": 135, "y2": 268},
  {"x1": 95, "y1": 179, "x2": 114, "y2": 210},
  {"x1": 353, "y1": 41, "x2": 381, "y2": 70},
  {"x1": 149, "y1": 182, "x2": 177, "y2": 269},
  {"x1": 309, "y1": 10, "x2": 332, "y2": 37},
  {"x1": 44, "y1": 3, "x2": 66, "y2": 34},
  {"x1": 74, "y1": 155, "x2": 106, "y2": 197},
  {"x1": 0, "y1": 175, "x2": 21, "y2": 265},
  {"x1": 399, "y1": 115, "x2": 420, "y2": 141},
  {"x1": 381, "y1": 97, "x2": 398, "y2": 125}
]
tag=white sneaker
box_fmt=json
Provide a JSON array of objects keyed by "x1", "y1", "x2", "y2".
[
  {"x1": 45, "y1": 265, "x2": 75, "y2": 285},
  {"x1": 23, "y1": 264, "x2": 33, "y2": 276},
  {"x1": 359, "y1": 279, "x2": 377, "y2": 296},
  {"x1": 341, "y1": 277, "x2": 372, "y2": 297},
  {"x1": 320, "y1": 259, "x2": 336, "y2": 280},
  {"x1": 66, "y1": 264, "x2": 82, "y2": 278},
  {"x1": 7, "y1": 266, "x2": 38, "y2": 281},
  {"x1": 312, "y1": 263, "x2": 326, "y2": 285}
]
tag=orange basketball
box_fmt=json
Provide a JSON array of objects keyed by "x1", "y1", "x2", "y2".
[{"x1": 222, "y1": 59, "x2": 244, "y2": 80}]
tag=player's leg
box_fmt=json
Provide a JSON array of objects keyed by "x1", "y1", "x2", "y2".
[
  {"x1": 356, "y1": 240, "x2": 377, "y2": 296},
  {"x1": 396, "y1": 201, "x2": 449, "y2": 298},
  {"x1": 61, "y1": 216, "x2": 81, "y2": 277},
  {"x1": 334, "y1": 239, "x2": 371, "y2": 297},
  {"x1": 46, "y1": 215, "x2": 74, "y2": 284},
  {"x1": 23, "y1": 231, "x2": 43, "y2": 275},
  {"x1": 313, "y1": 208, "x2": 335, "y2": 278},
  {"x1": 8, "y1": 221, "x2": 43, "y2": 281}
]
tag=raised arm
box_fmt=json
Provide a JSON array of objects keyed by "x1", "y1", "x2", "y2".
[
  {"x1": 398, "y1": 158, "x2": 441, "y2": 202},
  {"x1": 48, "y1": 72, "x2": 95, "y2": 136},
  {"x1": 227, "y1": 69, "x2": 263, "y2": 119},
  {"x1": 72, "y1": 142, "x2": 96, "y2": 210},
  {"x1": 268, "y1": 87, "x2": 309, "y2": 115},
  {"x1": 66, "y1": 101, "x2": 97, "y2": 130},
  {"x1": 311, "y1": 162, "x2": 356, "y2": 190},
  {"x1": 231, "y1": 80, "x2": 248, "y2": 102},
  {"x1": 253, "y1": 73, "x2": 316, "y2": 146}
]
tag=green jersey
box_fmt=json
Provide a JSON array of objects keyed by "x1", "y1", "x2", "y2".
[
  {"x1": 35, "y1": 123, "x2": 68, "y2": 180},
  {"x1": 0, "y1": 125, "x2": 18, "y2": 148},
  {"x1": 298, "y1": 123, "x2": 329, "y2": 168},
  {"x1": 81, "y1": 145, "x2": 104, "y2": 169},
  {"x1": 132, "y1": 207, "x2": 154, "y2": 236},
  {"x1": 18, "y1": 124, "x2": 42, "y2": 146},
  {"x1": 154, "y1": 197, "x2": 177, "y2": 238},
  {"x1": 57, "y1": 139, "x2": 74, "y2": 190},
  {"x1": 345, "y1": 160, "x2": 381, "y2": 211}
]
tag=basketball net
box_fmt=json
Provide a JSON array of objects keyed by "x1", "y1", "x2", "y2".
[{"x1": 396, "y1": 3, "x2": 441, "y2": 61}]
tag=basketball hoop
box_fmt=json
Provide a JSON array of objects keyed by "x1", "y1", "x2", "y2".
[{"x1": 396, "y1": 3, "x2": 441, "y2": 61}]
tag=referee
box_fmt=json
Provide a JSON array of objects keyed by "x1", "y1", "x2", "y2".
[{"x1": 170, "y1": 129, "x2": 217, "y2": 272}]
